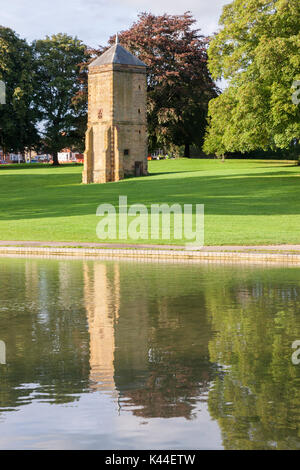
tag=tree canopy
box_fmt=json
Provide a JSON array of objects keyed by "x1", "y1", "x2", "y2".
[
  {"x1": 203, "y1": 0, "x2": 300, "y2": 157},
  {"x1": 32, "y1": 33, "x2": 89, "y2": 165},
  {"x1": 104, "y1": 12, "x2": 218, "y2": 157},
  {"x1": 0, "y1": 26, "x2": 38, "y2": 155}
]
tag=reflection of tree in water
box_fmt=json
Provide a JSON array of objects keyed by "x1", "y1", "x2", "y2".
[
  {"x1": 0, "y1": 258, "x2": 216, "y2": 420},
  {"x1": 119, "y1": 360, "x2": 211, "y2": 420},
  {"x1": 206, "y1": 274, "x2": 300, "y2": 450},
  {"x1": 0, "y1": 258, "x2": 90, "y2": 411},
  {"x1": 2, "y1": 257, "x2": 300, "y2": 446},
  {"x1": 113, "y1": 273, "x2": 216, "y2": 420}
]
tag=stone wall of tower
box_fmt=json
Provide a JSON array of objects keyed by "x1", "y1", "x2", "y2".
[
  {"x1": 82, "y1": 65, "x2": 114, "y2": 184},
  {"x1": 82, "y1": 62, "x2": 148, "y2": 184},
  {"x1": 113, "y1": 64, "x2": 148, "y2": 177}
]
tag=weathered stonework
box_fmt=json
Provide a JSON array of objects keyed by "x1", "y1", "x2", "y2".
[{"x1": 82, "y1": 42, "x2": 148, "y2": 184}]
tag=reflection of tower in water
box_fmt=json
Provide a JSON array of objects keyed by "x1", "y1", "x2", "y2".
[
  {"x1": 84, "y1": 260, "x2": 213, "y2": 420},
  {"x1": 84, "y1": 262, "x2": 120, "y2": 395}
]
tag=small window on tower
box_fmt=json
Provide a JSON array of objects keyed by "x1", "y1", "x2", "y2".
[
  {"x1": 138, "y1": 109, "x2": 141, "y2": 114},
  {"x1": 124, "y1": 149, "x2": 130, "y2": 156}
]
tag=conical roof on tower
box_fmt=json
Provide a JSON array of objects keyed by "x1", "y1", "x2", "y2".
[{"x1": 89, "y1": 37, "x2": 146, "y2": 68}]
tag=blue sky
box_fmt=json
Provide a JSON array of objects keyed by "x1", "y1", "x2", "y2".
[{"x1": 0, "y1": 0, "x2": 229, "y2": 47}]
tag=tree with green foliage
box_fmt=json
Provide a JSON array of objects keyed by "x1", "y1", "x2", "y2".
[
  {"x1": 32, "y1": 34, "x2": 89, "y2": 165},
  {"x1": 206, "y1": 271, "x2": 300, "y2": 449},
  {"x1": 0, "y1": 26, "x2": 38, "y2": 156},
  {"x1": 203, "y1": 0, "x2": 300, "y2": 158}
]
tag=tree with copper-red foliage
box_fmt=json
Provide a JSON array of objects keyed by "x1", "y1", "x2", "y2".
[{"x1": 106, "y1": 12, "x2": 218, "y2": 157}]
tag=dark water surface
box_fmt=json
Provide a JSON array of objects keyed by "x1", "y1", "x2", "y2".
[{"x1": 0, "y1": 257, "x2": 299, "y2": 449}]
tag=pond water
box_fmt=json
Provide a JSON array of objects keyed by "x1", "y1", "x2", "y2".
[{"x1": 0, "y1": 256, "x2": 299, "y2": 450}]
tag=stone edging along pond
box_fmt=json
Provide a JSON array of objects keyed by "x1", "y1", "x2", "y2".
[{"x1": 1, "y1": 245, "x2": 300, "y2": 265}]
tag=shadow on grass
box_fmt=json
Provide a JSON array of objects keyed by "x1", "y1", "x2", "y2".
[{"x1": 0, "y1": 165, "x2": 300, "y2": 221}]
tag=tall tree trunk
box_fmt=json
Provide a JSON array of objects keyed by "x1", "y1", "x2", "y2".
[
  {"x1": 184, "y1": 143, "x2": 190, "y2": 158},
  {"x1": 52, "y1": 151, "x2": 59, "y2": 166}
]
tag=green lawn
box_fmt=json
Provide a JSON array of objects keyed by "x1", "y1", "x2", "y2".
[{"x1": 0, "y1": 159, "x2": 299, "y2": 246}]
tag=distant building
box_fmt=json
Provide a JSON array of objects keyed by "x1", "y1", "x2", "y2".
[
  {"x1": 1, "y1": 153, "x2": 25, "y2": 163},
  {"x1": 58, "y1": 149, "x2": 84, "y2": 163},
  {"x1": 0, "y1": 149, "x2": 52, "y2": 164}
]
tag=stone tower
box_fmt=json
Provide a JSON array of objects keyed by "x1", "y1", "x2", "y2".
[{"x1": 82, "y1": 37, "x2": 148, "y2": 184}]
